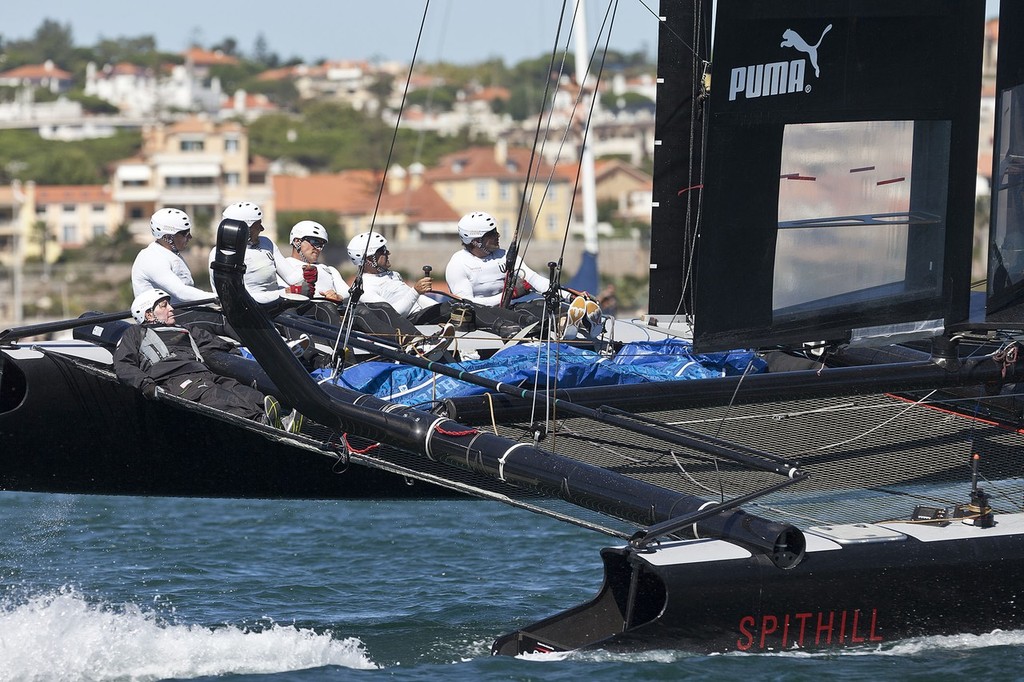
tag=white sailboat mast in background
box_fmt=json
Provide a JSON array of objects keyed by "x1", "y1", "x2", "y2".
[{"x1": 571, "y1": 0, "x2": 601, "y2": 288}]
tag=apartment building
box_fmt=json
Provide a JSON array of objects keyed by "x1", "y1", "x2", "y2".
[
  {"x1": 424, "y1": 142, "x2": 574, "y2": 243},
  {"x1": 0, "y1": 60, "x2": 74, "y2": 93},
  {"x1": 33, "y1": 185, "x2": 122, "y2": 250},
  {"x1": 110, "y1": 116, "x2": 276, "y2": 242}
]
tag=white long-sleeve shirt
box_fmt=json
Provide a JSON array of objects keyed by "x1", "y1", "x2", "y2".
[
  {"x1": 359, "y1": 270, "x2": 438, "y2": 317},
  {"x1": 207, "y1": 237, "x2": 297, "y2": 305},
  {"x1": 444, "y1": 248, "x2": 550, "y2": 306},
  {"x1": 131, "y1": 242, "x2": 214, "y2": 304},
  {"x1": 278, "y1": 257, "x2": 349, "y2": 300}
]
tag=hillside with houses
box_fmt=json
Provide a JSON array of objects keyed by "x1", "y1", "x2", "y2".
[
  {"x1": 0, "y1": 16, "x2": 1000, "y2": 325},
  {"x1": 0, "y1": 20, "x2": 658, "y2": 324}
]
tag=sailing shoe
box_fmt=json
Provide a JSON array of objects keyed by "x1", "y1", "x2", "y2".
[
  {"x1": 282, "y1": 408, "x2": 305, "y2": 434},
  {"x1": 560, "y1": 317, "x2": 580, "y2": 341},
  {"x1": 417, "y1": 323, "x2": 456, "y2": 362},
  {"x1": 567, "y1": 295, "x2": 587, "y2": 326},
  {"x1": 583, "y1": 299, "x2": 603, "y2": 339},
  {"x1": 263, "y1": 395, "x2": 283, "y2": 429},
  {"x1": 563, "y1": 296, "x2": 590, "y2": 340}
]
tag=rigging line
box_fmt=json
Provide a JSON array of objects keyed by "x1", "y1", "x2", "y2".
[
  {"x1": 712, "y1": 355, "x2": 759, "y2": 439},
  {"x1": 711, "y1": 356, "x2": 759, "y2": 502},
  {"x1": 515, "y1": 0, "x2": 571, "y2": 241},
  {"x1": 552, "y1": 0, "x2": 620, "y2": 269},
  {"x1": 674, "y1": 0, "x2": 710, "y2": 319},
  {"x1": 632, "y1": 0, "x2": 707, "y2": 62},
  {"x1": 976, "y1": 472, "x2": 1024, "y2": 513},
  {"x1": 670, "y1": 451, "x2": 731, "y2": 497},
  {"x1": 409, "y1": 0, "x2": 453, "y2": 180},
  {"x1": 518, "y1": 0, "x2": 618, "y2": 270},
  {"x1": 501, "y1": 0, "x2": 571, "y2": 308},
  {"x1": 516, "y1": 4, "x2": 578, "y2": 271},
  {"x1": 342, "y1": 0, "x2": 433, "y2": 356},
  {"x1": 794, "y1": 389, "x2": 940, "y2": 457},
  {"x1": 513, "y1": 7, "x2": 581, "y2": 428}
]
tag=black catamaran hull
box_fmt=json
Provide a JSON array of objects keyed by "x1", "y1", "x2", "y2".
[
  {"x1": 495, "y1": 515, "x2": 1024, "y2": 655},
  {"x1": 0, "y1": 344, "x2": 455, "y2": 499}
]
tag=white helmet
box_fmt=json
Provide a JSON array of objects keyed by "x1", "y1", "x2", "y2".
[
  {"x1": 347, "y1": 232, "x2": 388, "y2": 266},
  {"x1": 150, "y1": 208, "x2": 192, "y2": 239},
  {"x1": 131, "y1": 289, "x2": 170, "y2": 323},
  {"x1": 290, "y1": 220, "x2": 329, "y2": 243},
  {"x1": 457, "y1": 211, "x2": 497, "y2": 245},
  {"x1": 222, "y1": 201, "x2": 263, "y2": 226}
]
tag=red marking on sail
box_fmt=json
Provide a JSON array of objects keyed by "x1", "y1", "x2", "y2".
[
  {"x1": 877, "y1": 177, "x2": 905, "y2": 186},
  {"x1": 781, "y1": 174, "x2": 816, "y2": 181},
  {"x1": 677, "y1": 183, "x2": 703, "y2": 195},
  {"x1": 849, "y1": 166, "x2": 875, "y2": 173}
]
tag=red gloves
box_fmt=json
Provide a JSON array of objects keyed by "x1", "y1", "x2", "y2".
[
  {"x1": 302, "y1": 265, "x2": 318, "y2": 297},
  {"x1": 511, "y1": 277, "x2": 533, "y2": 299}
]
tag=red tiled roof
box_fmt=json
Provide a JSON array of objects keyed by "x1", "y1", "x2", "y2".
[
  {"x1": 424, "y1": 146, "x2": 558, "y2": 181},
  {"x1": 90, "y1": 62, "x2": 150, "y2": 78},
  {"x1": 184, "y1": 47, "x2": 240, "y2": 66},
  {"x1": 250, "y1": 155, "x2": 271, "y2": 172},
  {"x1": 466, "y1": 86, "x2": 511, "y2": 102},
  {"x1": 274, "y1": 171, "x2": 383, "y2": 213},
  {"x1": 35, "y1": 185, "x2": 111, "y2": 203},
  {"x1": 0, "y1": 62, "x2": 73, "y2": 80},
  {"x1": 256, "y1": 66, "x2": 297, "y2": 82},
  {"x1": 379, "y1": 183, "x2": 460, "y2": 221},
  {"x1": 221, "y1": 92, "x2": 278, "y2": 111},
  {"x1": 274, "y1": 172, "x2": 458, "y2": 222}
]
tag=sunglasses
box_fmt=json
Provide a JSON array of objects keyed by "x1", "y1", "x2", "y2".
[
  {"x1": 304, "y1": 238, "x2": 327, "y2": 249},
  {"x1": 176, "y1": 231, "x2": 192, "y2": 240}
]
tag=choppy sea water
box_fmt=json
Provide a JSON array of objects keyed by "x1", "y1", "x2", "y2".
[{"x1": 2, "y1": 492, "x2": 1024, "y2": 681}]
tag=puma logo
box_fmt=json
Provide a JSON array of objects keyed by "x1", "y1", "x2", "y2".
[{"x1": 780, "y1": 24, "x2": 833, "y2": 77}]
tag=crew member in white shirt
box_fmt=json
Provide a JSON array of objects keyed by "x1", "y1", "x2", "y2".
[
  {"x1": 347, "y1": 231, "x2": 445, "y2": 324},
  {"x1": 279, "y1": 221, "x2": 437, "y2": 351},
  {"x1": 132, "y1": 207, "x2": 213, "y2": 304},
  {"x1": 444, "y1": 211, "x2": 559, "y2": 335},
  {"x1": 280, "y1": 220, "x2": 348, "y2": 303},
  {"x1": 348, "y1": 226, "x2": 534, "y2": 339},
  {"x1": 444, "y1": 211, "x2": 551, "y2": 307},
  {"x1": 208, "y1": 201, "x2": 299, "y2": 306}
]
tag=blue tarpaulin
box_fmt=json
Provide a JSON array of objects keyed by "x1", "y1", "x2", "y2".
[{"x1": 313, "y1": 338, "x2": 766, "y2": 406}]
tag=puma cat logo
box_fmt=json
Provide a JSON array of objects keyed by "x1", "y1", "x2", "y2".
[
  {"x1": 728, "y1": 22, "x2": 833, "y2": 101},
  {"x1": 780, "y1": 24, "x2": 833, "y2": 77}
]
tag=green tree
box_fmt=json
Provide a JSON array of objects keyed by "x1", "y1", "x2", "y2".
[
  {"x1": 368, "y1": 73, "x2": 395, "y2": 108},
  {"x1": 242, "y1": 77, "x2": 300, "y2": 110},
  {"x1": 0, "y1": 129, "x2": 141, "y2": 185},
  {"x1": 252, "y1": 33, "x2": 279, "y2": 68},
  {"x1": 66, "y1": 90, "x2": 120, "y2": 114},
  {"x1": 61, "y1": 223, "x2": 137, "y2": 264},
  {"x1": 30, "y1": 19, "x2": 76, "y2": 67},
  {"x1": 404, "y1": 85, "x2": 457, "y2": 112},
  {"x1": 210, "y1": 37, "x2": 239, "y2": 57},
  {"x1": 36, "y1": 148, "x2": 103, "y2": 184},
  {"x1": 92, "y1": 35, "x2": 162, "y2": 67}
]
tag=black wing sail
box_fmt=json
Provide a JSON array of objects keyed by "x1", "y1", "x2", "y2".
[{"x1": 688, "y1": 0, "x2": 984, "y2": 352}]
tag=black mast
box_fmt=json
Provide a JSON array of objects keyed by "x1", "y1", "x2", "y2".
[{"x1": 648, "y1": 0, "x2": 712, "y2": 316}]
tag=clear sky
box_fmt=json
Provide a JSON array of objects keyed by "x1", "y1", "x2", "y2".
[
  {"x1": 3, "y1": 1, "x2": 1000, "y2": 67},
  {"x1": 3, "y1": 0, "x2": 666, "y2": 66}
]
